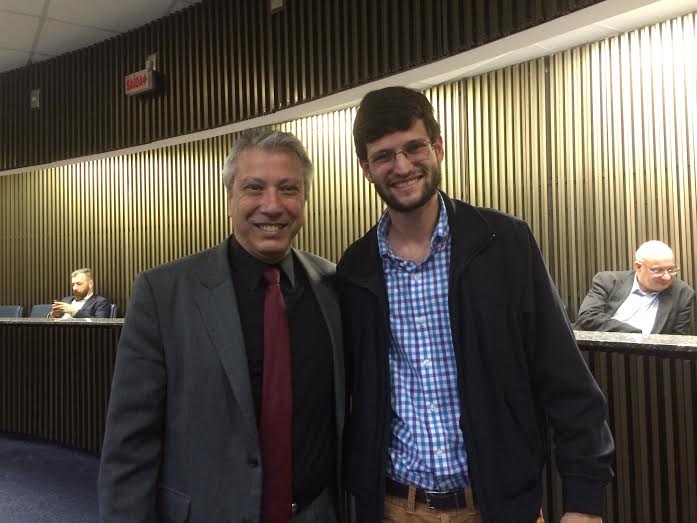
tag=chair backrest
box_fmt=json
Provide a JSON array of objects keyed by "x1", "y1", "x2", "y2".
[
  {"x1": 30, "y1": 304, "x2": 53, "y2": 318},
  {"x1": 109, "y1": 304, "x2": 119, "y2": 318},
  {"x1": 0, "y1": 305, "x2": 23, "y2": 318}
]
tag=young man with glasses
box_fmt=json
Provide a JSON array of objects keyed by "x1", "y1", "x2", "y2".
[
  {"x1": 577, "y1": 240, "x2": 695, "y2": 335},
  {"x1": 337, "y1": 86, "x2": 614, "y2": 523}
]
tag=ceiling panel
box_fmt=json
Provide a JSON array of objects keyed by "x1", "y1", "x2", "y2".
[
  {"x1": 46, "y1": 0, "x2": 175, "y2": 32},
  {"x1": 35, "y1": 18, "x2": 117, "y2": 56},
  {"x1": 0, "y1": 0, "x2": 202, "y2": 74},
  {"x1": 0, "y1": 11, "x2": 40, "y2": 50},
  {"x1": 0, "y1": 0, "x2": 46, "y2": 16}
]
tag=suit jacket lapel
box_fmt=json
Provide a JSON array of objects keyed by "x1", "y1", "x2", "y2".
[
  {"x1": 193, "y1": 239, "x2": 258, "y2": 440},
  {"x1": 72, "y1": 295, "x2": 94, "y2": 317},
  {"x1": 609, "y1": 272, "x2": 635, "y2": 314},
  {"x1": 652, "y1": 285, "x2": 674, "y2": 334},
  {"x1": 79, "y1": 296, "x2": 94, "y2": 315}
]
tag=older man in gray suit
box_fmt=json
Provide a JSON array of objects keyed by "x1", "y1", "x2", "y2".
[
  {"x1": 576, "y1": 240, "x2": 694, "y2": 335},
  {"x1": 99, "y1": 129, "x2": 344, "y2": 523}
]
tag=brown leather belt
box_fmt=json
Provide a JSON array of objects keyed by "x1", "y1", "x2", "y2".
[{"x1": 386, "y1": 478, "x2": 476, "y2": 510}]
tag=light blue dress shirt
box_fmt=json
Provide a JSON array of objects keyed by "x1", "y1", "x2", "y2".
[{"x1": 612, "y1": 276, "x2": 660, "y2": 334}]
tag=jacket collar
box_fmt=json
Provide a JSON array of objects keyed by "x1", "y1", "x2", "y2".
[
  {"x1": 337, "y1": 191, "x2": 496, "y2": 292},
  {"x1": 442, "y1": 192, "x2": 496, "y2": 272}
]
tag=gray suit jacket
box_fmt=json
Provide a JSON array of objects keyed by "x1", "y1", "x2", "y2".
[
  {"x1": 576, "y1": 270, "x2": 695, "y2": 335},
  {"x1": 98, "y1": 238, "x2": 344, "y2": 522}
]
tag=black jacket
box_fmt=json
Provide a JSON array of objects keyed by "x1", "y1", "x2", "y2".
[{"x1": 336, "y1": 193, "x2": 614, "y2": 523}]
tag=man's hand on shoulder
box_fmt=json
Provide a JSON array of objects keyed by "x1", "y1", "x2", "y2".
[{"x1": 560, "y1": 513, "x2": 602, "y2": 523}]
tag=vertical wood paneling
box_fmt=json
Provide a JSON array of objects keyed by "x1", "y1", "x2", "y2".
[
  {"x1": 0, "y1": 0, "x2": 604, "y2": 172},
  {"x1": 0, "y1": 322, "x2": 120, "y2": 453},
  {"x1": 549, "y1": 13, "x2": 697, "y2": 322},
  {"x1": 457, "y1": 59, "x2": 550, "y2": 254},
  {"x1": 0, "y1": 137, "x2": 234, "y2": 314},
  {"x1": 545, "y1": 347, "x2": 697, "y2": 523}
]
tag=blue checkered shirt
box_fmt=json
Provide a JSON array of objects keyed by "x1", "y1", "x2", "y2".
[{"x1": 377, "y1": 195, "x2": 470, "y2": 490}]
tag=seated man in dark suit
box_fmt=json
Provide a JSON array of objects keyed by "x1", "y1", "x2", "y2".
[
  {"x1": 576, "y1": 240, "x2": 695, "y2": 335},
  {"x1": 50, "y1": 268, "x2": 111, "y2": 318}
]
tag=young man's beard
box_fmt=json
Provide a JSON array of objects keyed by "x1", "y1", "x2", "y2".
[{"x1": 376, "y1": 165, "x2": 442, "y2": 213}]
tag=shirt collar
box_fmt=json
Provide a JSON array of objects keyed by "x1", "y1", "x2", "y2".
[
  {"x1": 229, "y1": 235, "x2": 295, "y2": 289},
  {"x1": 376, "y1": 192, "x2": 450, "y2": 264},
  {"x1": 74, "y1": 292, "x2": 93, "y2": 304},
  {"x1": 631, "y1": 275, "x2": 659, "y2": 297}
]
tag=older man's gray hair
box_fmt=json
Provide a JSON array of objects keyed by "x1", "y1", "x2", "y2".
[{"x1": 221, "y1": 129, "x2": 313, "y2": 198}]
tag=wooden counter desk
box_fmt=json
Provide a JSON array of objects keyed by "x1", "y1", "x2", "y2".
[
  {"x1": 546, "y1": 331, "x2": 697, "y2": 523},
  {"x1": 0, "y1": 317, "x2": 122, "y2": 454},
  {"x1": 1, "y1": 319, "x2": 696, "y2": 522}
]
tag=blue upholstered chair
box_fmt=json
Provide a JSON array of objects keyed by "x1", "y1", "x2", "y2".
[
  {"x1": 30, "y1": 304, "x2": 53, "y2": 318},
  {"x1": 0, "y1": 305, "x2": 23, "y2": 318}
]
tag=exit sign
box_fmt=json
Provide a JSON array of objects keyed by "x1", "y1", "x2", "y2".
[{"x1": 124, "y1": 69, "x2": 157, "y2": 96}]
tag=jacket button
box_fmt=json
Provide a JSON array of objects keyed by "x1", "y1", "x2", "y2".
[{"x1": 248, "y1": 458, "x2": 259, "y2": 468}]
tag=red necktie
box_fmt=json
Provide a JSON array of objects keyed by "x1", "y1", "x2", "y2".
[{"x1": 260, "y1": 266, "x2": 293, "y2": 523}]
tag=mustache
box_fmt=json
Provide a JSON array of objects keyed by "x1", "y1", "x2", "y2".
[{"x1": 386, "y1": 166, "x2": 427, "y2": 184}]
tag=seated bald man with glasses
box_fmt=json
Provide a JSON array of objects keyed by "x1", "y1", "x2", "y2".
[{"x1": 576, "y1": 241, "x2": 695, "y2": 335}]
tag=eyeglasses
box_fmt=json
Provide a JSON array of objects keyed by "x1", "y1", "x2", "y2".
[
  {"x1": 640, "y1": 264, "x2": 680, "y2": 276},
  {"x1": 367, "y1": 140, "x2": 435, "y2": 172}
]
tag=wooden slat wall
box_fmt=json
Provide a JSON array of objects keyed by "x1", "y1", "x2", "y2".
[
  {"x1": 1, "y1": 12, "x2": 696, "y2": 327},
  {"x1": 458, "y1": 60, "x2": 551, "y2": 255},
  {"x1": 0, "y1": 137, "x2": 237, "y2": 313},
  {"x1": 544, "y1": 348, "x2": 697, "y2": 523},
  {"x1": 0, "y1": 323, "x2": 121, "y2": 453},
  {"x1": 0, "y1": 0, "x2": 603, "y2": 172}
]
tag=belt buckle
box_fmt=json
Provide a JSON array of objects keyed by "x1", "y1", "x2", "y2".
[{"x1": 424, "y1": 489, "x2": 451, "y2": 510}]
